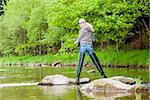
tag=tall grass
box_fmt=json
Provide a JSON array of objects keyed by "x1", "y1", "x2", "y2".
[{"x1": 96, "y1": 49, "x2": 149, "y2": 66}]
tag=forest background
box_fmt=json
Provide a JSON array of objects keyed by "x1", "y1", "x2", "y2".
[{"x1": 0, "y1": 0, "x2": 149, "y2": 66}]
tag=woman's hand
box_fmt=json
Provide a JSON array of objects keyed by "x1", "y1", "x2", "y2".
[{"x1": 74, "y1": 41, "x2": 78, "y2": 45}]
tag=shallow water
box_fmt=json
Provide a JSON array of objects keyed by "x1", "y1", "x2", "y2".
[{"x1": 0, "y1": 66, "x2": 149, "y2": 100}]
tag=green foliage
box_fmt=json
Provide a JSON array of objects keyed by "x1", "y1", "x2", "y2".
[
  {"x1": 59, "y1": 33, "x2": 78, "y2": 53},
  {"x1": 0, "y1": 0, "x2": 149, "y2": 56}
]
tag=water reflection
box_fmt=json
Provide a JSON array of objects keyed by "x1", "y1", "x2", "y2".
[
  {"x1": 38, "y1": 85, "x2": 85, "y2": 99},
  {"x1": 38, "y1": 85, "x2": 139, "y2": 100},
  {"x1": 0, "y1": 82, "x2": 38, "y2": 88},
  {"x1": 135, "y1": 93, "x2": 141, "y2": 100},
  {"x1": 0, "y1": 76, "x2": 5, "y2": 79},
  {"x1": 38, "y1": 85, "x2": 77, "y2": 97},
  {"x1": 0, "y1": 84, "x2": 149, "y2": 100},
  {"x1": 76, "y1": 87, "x2": 82, "y2": 100},
  {"x1": 81, "y1": 90, "x2": 133, "y2": 99}
]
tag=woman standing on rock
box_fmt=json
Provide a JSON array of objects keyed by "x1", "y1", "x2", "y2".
[{"x1": 74, "y1": 19, "x2": 107, "y2": 84}]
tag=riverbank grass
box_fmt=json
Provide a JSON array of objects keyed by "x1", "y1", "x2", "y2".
[{"x1": 0, "y1": 49, "x2": 149, "y2": 66}]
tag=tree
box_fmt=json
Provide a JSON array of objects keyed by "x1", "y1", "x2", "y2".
[{"x1": 0, "y1": 0, "x2": 149, "y2": 56}]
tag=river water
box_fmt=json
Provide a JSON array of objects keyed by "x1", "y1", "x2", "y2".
[{"x1": 0, "y1": 66, "x2": 149, "y2": 100}]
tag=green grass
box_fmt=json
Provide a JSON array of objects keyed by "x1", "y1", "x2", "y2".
[
  {"x1": 0, "y1": 49, "x2": 149, "y2": 66},
  {"x1": 96, "y1": 49, "x2": 149, "y2": 66}
]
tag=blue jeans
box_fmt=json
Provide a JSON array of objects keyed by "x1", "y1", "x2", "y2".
[
  {"x1": 76, "y1": 43, "x2": 93, "y2": 81},
  {"x1": 79, "y1": 44, "x2": 94, "y2": 55},
  {"x1": 76, "y1": 43, "x2": 107, "y2": 82}
]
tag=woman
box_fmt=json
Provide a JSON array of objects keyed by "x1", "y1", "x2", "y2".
[{"x1": 74, "y1": 19, "x2": 107, "y2": 84}]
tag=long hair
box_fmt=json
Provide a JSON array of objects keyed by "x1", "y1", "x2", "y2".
[{"x1": 86, "y1": 22, "x2": 95, "y2": 32}]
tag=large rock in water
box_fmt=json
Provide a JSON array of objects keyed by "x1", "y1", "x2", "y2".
[
  {"x1": 38, "y1": 74, "x2": 90, "y2": 85},
  {"x1": 80, "y1": 76, "x2": 150, "y2": 99},
  {"x1": 80, "y1": 76, "x2": 148, "y2": 93}
]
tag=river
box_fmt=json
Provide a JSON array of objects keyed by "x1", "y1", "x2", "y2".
[{"x1": 0, "y1": 66, "x2": 149, "y2": 100}]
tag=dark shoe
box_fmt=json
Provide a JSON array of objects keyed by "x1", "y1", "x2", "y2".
[
  {"x1": 75, "y1": 79, "x2": 80, "y2": 85},
  {"x1": 102, "y1": 75, "x2": 107, "y2": 78}
]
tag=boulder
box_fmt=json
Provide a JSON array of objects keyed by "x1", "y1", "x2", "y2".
[
  {"x1": 110, "y1": 76, "x2": 135, "y2": 84},
  {"x1": 80, "y1": 76, "x2": 149, "y2": 93},
  {"x1": 38, "y1": 74, "x2": 90, "y2": 85},
  {"x1": 80, "y1": 78, "x2": 136, "y2": 93}
]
